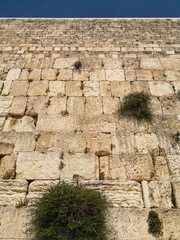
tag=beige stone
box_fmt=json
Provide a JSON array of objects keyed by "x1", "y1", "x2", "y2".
[
  {"x1": 9, "y1": 81, "x2": 29, "y2": 96},
  {"x1": 3, "y1": 116, "x2": 35, "y2": 132},
  {"x1": 9, "y1": 97, "x2": 27, "y2": 116},
  {"x1": 66, "y1": 81, "x2": 82, "y2": 96},
  {"x1": 136, "y1": 69, "x2": 153, "y2": 80},
  {"x1": 125, "y1": 69, "x2": 136, "y2": 81},
  {"x1": 19, "y1": 69, "x2": 29, "y2": 80},
  {"x1": 0, "y1": 96, "x2": 13, "y2": 116},
  {"x1": 111, "y1": 81, "x2": 131, "y2": 97},
  {"x1": 29, "y1": 68, "x2": 41, "y2": 81},
  {"x1": 0, "y1": 180, "x2": 28, "y2": 206},
  {"x1": 172, "y1": 182, "x2": 180, "y2": 208},
  {"x1": 86, "y1": 133, "x2": 111, "y2": 154},
  {"x1": 60, "y1": 153, "x2": 99, "y2": 181},
  {"x1": 150, "y1": 97, "x2": 162, "y2": 115},
  {"x1": 85, "y1": 97, "x2": 102, "y2": 114},
  {"x1": 1, "y1": 80, "x2": 13, "y2": 96},
  {"x1": 90, "y1": 69, "x2": 106, "y2": 81},
  {"x1": 103, "y1": 58, "x2": 122, "y2": 69},
  {"x1": 153, "y1": 70, "x2": 166, "y2": 81},
  {"x1": 154, "y1": 156, "x2": 170, "y2": 181},
  {"x1": 47, "y1": 97, "x2": 66, "y2": 114},
  {"x1": 141, "y1": 180, "x2": 151, "y2": 208},
  {"x1": 28, "y1": 81, "x2": 48, "y2": 96},
  {"x1": 16, "y1": 152, "x2": 61, "y2": 180},
  {"x1": 167, "y1": 155, "x2": 180, "y2": 181},
  {"x1": 73, "y1": 70, "x2": 90, "y2": 81},
  {"x1": 100, "y1": 81, "x2": 111, "y2": 96},
  {"x1": 6, "y1": 68, "x2": 21, "y2": 81},
  {"x1": 149, "y1": 81, "x2": 174, "y2": 96},
  {"x1": 67, "y1": 97, "x2": 85, "y2": 114},
  {"x1": 0, "y1": 153, "x2": 16, "y2": 179},
  {"x1": 41, "y1": 68, "x2": 57, "y2": 80},
  {"x1": 83, "y1": 81, "x2": 100, "y2": 96},
  {"x1": 0, "y1": 117, "x2": 5, "y2": 130},
  {"x1": 165, "y1": 70, "x2": 180, "y2": 81},
  {"x1": 140, "y1": 58, "x2": 162, "y2": 69},
  {"x1": 35, "y1": 133, "x2": 59, "y2": 152},
  {"x1": 54, "y1": 58, "x2": 78, "y2": 69},
  {"x1": 106, "y1": 69, "x2": 125, "y2": 81},
  {"x1": 131, "y1": 81, "x2": 150, "y2": 93},
  {"x1": 57, "y1": 69, "x2": 72, "y2": 81},
  {"x1": 26, "y1": 96, "x2": 48, "y2": 116},
  {"x1": 160, "y1": 58, "x2": 180, "y2": 70},
  {"x1": 103, "y1": 97, "x2": 119, "y2": 114},
  {"x1": 36, "y1": 114, "x2": 75, "y2": 132},
  {"x1": 134, "y1": 133, "x2": 159, "y2": 154},
  {"x1": 14, "y1": 133, "x2": 36, "y2": 152},
  {"x1": 149, "y1": 181, "x2": 173, "y2": 208},
  {"x1": 111, "y1": 133, "x2": 135, "y2": 154}
]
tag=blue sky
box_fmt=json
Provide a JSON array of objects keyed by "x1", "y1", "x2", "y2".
[{"x1": 0, "y1": 0, "x2": 179, "y2": 18}]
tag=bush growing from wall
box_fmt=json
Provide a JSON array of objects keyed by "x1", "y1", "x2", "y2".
[{"x1": 148, "y1": 210, "x2": 163, "y2": 237}]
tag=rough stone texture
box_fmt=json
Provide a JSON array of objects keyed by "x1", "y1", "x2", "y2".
[{"x1": 0, "y1": 18, "x2": 180, "y2": 239}]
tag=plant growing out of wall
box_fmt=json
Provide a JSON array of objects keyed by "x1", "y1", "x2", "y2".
[
  {"x1": 29, "y1": 182, "x2": 108, "y2": 240},
  {"x1": 148, "y1": 210, "x2": 163, "y2": 237},
  {"x1": 119, "y1": 91, "x2": 152, "y2": 121}
]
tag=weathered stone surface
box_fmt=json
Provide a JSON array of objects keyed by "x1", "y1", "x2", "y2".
[
  {"x1": 54, "y1": 58, "x2": 78, "y2": 69},
  {"x1": 153, "y1": 70, "x2": 166, "y2": 81},
  {"x1": 66, "y1": 81, "x2": 82, "y2": 96},
  {"x1": 86, "y1": 133, "x2": 111, "y2": 153},
  {"x1": 154, "y1": 156, "x2": 170, "y2": 181},
  {"x1": 60, "y1": 153, "x2": 99, "y2": 181},
  {"x1": 103, "y1": 97, "x2": 119, "y2": 114},
  {"x1": 73, "y1": 70, "x2": 90, "y2": 81},
  {"x1": 14, "y1": 133, "x2": 36, "y2": 152},
  {"x1": 28, "y1": 81, "x2": 48, "y2": 96},
  {"x1": 3, "y1": 116, "x2": 35, "y2": 132},
  {"x1": 0, "y1": 117, "x2": 5, "y2": 130},
  {"x1": 29, "y1": 68, "x2": 41, "y2": 81},
  {"x1": 47, "y1": 97, "x2": 66, "y2": 114},
  {"x1": 100, "y1": 81, "x2": 111, "y2": 96},
  {"x1": 41, "y1": 68, "x2": 57, "y2": 80},
  {"x1": 9, "y1": 97, "x2": 27, "y2": 116},
  {"x1": 134, "y1": 133, "x2": 159, "y2": 154},
  {"x1": 67, "y1": 97, "x2": 85, "y2": 114},
  {"x1": 131, "y1": 81, "x2": 150, "y2": 93},
  {"x1": 103, "y1": 58, "x2": 122, "y2": 69},
  {"x1": 48, "y1": 81, "x2": 65, "y2": 96},
  {"x1": 9, "y1": 81, "x2": 29, "y2": 96},
  {"x1": 106, "y1": 69, "x2": 125, "y2": 81},
  {"x1": 6, "y1": 68, "x2": 21, "y2": 81},
  {"x1": 35, "y1": 132, "x2": 59, "y2": 152},
  {"x1": 111, "y1": 133, "x2": 135, "y2": 154},
  {"x1": 0, "y1": 96, "x2": 13, "y2": 116},
  {"x1": 167, "y1": 155, "x2": 180, "y2": 181},
  {"x1": 140, "y1": 58, "x2": 162, "y2": 69},
  {"x1": 160, "y1": 58, "x2": 180, "y2": 70},
  {"x1": 57, "y1": 69, "x2": 72, "y2": 81},
  {"x1": 85, "y1": 97, "x2": 102, "y2": 114},
  {"x1": 82, "y1": 180, "x2": 144, "y2": 208},
  {"x1": 90, "y1": 69, "x2": 106, "y2": 81},
  {"x1": 111, "y1": 81, "x2": 131, "y2": 97},
  {"x1": 0, "y1": 142, "x2": 14, "y2": 155},
  {"x1": 165, "y1": 70, "x2": 180, "y2": 81},
  {"x1": 125, "y1": 69, "x2": 136, "y2": 81},
  {"x1": 26, "y1": 96, "x2": 48, "y2": 116},
  {"x1": 172, "y1": 182, "x2": 180, "y2": 208},
  {"x1": 0, "y1": 180, "x2": 28, "y2": 206},
  {"x1": 16, "y1": 152, "x2": 61, "y2": 180},
  {"x1": 83, "y1": 81, "x2": 100, "y2": 96},
  {"x1": 136, "y1": 69, "x2": 153, "y2": 80},
  {"x1": 0, "y1": 154, "x2": 16, "y2": 179},
  {"x1": 19, "y1": 69, "x2": 29, "y2": 80},
  {"x1": 149, "y1": 81, "x2": 174, "y2": 96}
]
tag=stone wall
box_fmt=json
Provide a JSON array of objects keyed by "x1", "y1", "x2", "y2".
[{"x1": 0, "y1": 18, "x2": 180, "y2": 239}]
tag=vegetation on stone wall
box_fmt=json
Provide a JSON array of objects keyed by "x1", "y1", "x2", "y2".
[
  {"x1": 148, "y1": 210, "x2": 163, "y2": 237},
  {"x1": 119, "y1": 91, "x2": 152, "y2": 121},
  {"x1": 29, "y1": 182, "x2": 108, "y2": 240}
]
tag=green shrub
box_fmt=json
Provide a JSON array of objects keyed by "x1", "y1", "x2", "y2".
[
  {"x1": 29, "y1": 182, "x2": 108, "y2": 240},
  {"x1": 119, "y1": 91, "x2": 152, "y2": 121},
  {"x1": 148, "y1": 210, "x2": 163, "y2": 237}
]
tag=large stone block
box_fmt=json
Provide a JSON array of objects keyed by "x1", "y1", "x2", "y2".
[
  {"x1": 0, "y1": 180, "x2": 28, "y2": 206},
  {"x1": 57, "y1": 69, "x2": 72, "y2": 81},
  {"x1": 47, "y1": 97, "x2": 66, "y2": 114},
  {"x1": 103, "y1": 58, "x2": 122, "y2": 69},
  {"x1": 16, "y1": 152, "x2": 61, "y2": 180},
  {"x1": 86, "y1": 133, "x2": 111, "y2": 154},
  {"x1": 9, "y1": 81, "x2": 29, "y2": 96},
  {"x1": 103, "y1": 97, "x2": 119, "y2": 114},
  {"x1": 3, "y1": 116, "x2": 35, "y2": 132},
  {"x1": 85, "y1": 97, "x2": 103, "y2": 114},
  {"x1": 167, "y1": 155, "x2": 180, "y2": 181},
  {"x1": 67, "y1": 97, "x2": 85, "y2": 114},
  {"x1": 111, "y1": 133, "x2": 135, "y2": 154},
  {"x1": 0, "y1": 153, "x2": 16, "y2": 179},
  {"x1": 83, "y1": 81, "x2": 100, "y2": 96},
  {"x1": 154, "y1": 156, "x2": 170, "y2": 181},
  {"x1": 165, "y1": 70, "x2": 180, "y2": 81},
  {"x1": 26, "y1": 96, "x2": 48, "y2": 116},
  {"x1": 14, "y1": 133, "x2": 36, "y2": 152},
  {"x1": 134, "y1": 133, "x2": 159, "y2": 154},
  {"x1": 66, "y1": 81, "x2": 82, "y2": 96},
  {"x1": 48, "y1": 81, "x2": 65, "y2": 96},
  {"x1": 90, "y1": 69, "x2": 106, "y2": 81},
  {"x1": 28, "y1": 81, "x2": 48, "y2": 96},
  {"x1": 111, "y1": 81, "x2": 131, "y2": 97},
  {"x1": 136, "y1": 69, "x2": 153, "y2": 80},
  {"x1": 149, "y1": 81, "x2": 174, "y2": 96},
  {"x1": 9, "y1": 97, "x2": 27, "y2": 116},
  {"x1": 100, "y1": 81, "x2": 111, "y2": 96},
  {"x1": 140, "y1": 58, "x2": 162, "y2": 70},
  {"x1": 29, "y1": 68, "x2": 41, "y2": 81},
  {"x1": 35, "y1": 132, "x2": 59, "y2": 152},
  {"x1": 6, "y1": 68, "x2": 21, "y2": 81},
  {"x1": 160, "y1": 58, "x2": 180, "y2": 70},
  {"x1": 41, "y1": 68, "x2": 57, "y2": 80},
  {"x1": 54, "y1": 58, "x2": 78, "y2": 69},
  {"x1": 106, "y1": 69, "x2": 125, "y2": 81},
  {"x1": 60, "y1": 153, "x2": 99, "y2": 181},
  {"x1": 0, "y1": 96, "x2": 13, "y2": 116}
]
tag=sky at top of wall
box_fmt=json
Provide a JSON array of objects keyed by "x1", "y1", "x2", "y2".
[{"x1": 0, "y1": 0, "x2": 180, "y2": 18}]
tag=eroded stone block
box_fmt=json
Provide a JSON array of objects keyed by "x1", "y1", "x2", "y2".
[
  {"x1": 9, "y1": 97, "x2": 27, "y2": 116},
  {"x1": 106, "y1": 69, "x2": 125, "y2": 81},
  {"x1": 28, "y1": 81, "x2": 48, "y2": 96},
  {"x1": 167, "y1": 155, "x2": 180, "y2": 181},
  {"x1": 149, "y1": 81, "x2": 174, "y2": 96},
  {"x1": 0, "y1": 96, "x2": 13, "y2": 116},
  {"x1": 3, "y1": 116, "x2": 35, "y2": 132},
  {"x1": 48, "y1": 81, "x2": 65, "y2": 96},
  {"x1": 0, "y1": 153, "x2": 16, "y2": 179}
]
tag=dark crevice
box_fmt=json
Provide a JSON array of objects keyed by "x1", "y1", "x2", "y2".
[{"x1": 171, "y1": 184, "x2": 177, "y2": 208}]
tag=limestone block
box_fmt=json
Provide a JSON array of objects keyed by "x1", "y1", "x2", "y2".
[
  {"x1": 154, "y1": 156, "x2": 170, "y2": 181},
  {"x1": 9, "y1": 97, "x2": 27, "y2": 116},
  {"x1": 0, "y1": 117, "x2": 5, "y2": 130},
  {"x1": 149, "y1": 81, "x2": 174, "y2": 96},
  {"x1": 140, "y1": 58, "x2": 162, "y2": 70},
  {"x1": 167, "y1": 155, "x2": 180, "y2": 181},
  {"x1": 67, "y1": 97, "x2": 85, "y2": 114},
  {"x1": 14, "y1": 133, "x2": 36, "y2": 152},
  {"x1": 111, "y1": 133, "x2": 135, "y2": 154},
  {"x1": 150, "y1": 97, "x2": 162, "y2": 115},
  {"x1": 6, "y1": 68, "x2": 21, "y2": 81},
  {"x1": 103, "y1": 97, "x2": 119, "y2": 114},
  {"x1": 90, "y1": 69, "x2": 106, "y2": 81},
  {"x1": 29, "y1": 68, "x2": 41, "y2": 81},
  {"x1": 165, "y1": 70, "x2": 180, "y2": 81},
  {"x1": 54, "y1": 58, "x2": 78, "y2": 69},
  {"x1": 60, "y1": 153, "x2": 99, "y2": 181},
  {"x1": 0, "y1": 180, "x2": 28, "y2": 206},
  {"x1": 47, "y1": 97, "x2": 66, "y2": 114},
  {"x1": 82, "y1": 180, "x2": 144, "y2": 208},
  {"x1": 172, "y1": 182, "x2": 180, "y2": 208},
  {"x1": 131, "y1": 81, "x2": 150, "y2": 93},
  {"x1": 57, "y1": 69, "x2": 72, "y2": 81},
  {"x1": 100, "y1": 81, "x2": 111, "y2": 96},
  {"x1": 16, "y1": 152, "x2": 61, "y2": 180},
  {"x1": 111, "y1": 81, "x2": 131, "y2": 97},
  {"x1": 0, "y1": 207, "x2": 29, "y2": 239},
  {"x1": 58, "y1": 133, "x2": 86, "y2": 153},
  {"x1": 0, "y1": 141, "x2": 14, "y2": 155},
  {"x1": 0, "y1": 96, "x2": 13, "y2": 116},
  {"x1": 116, "y1": 117, "x2": 139, "y2": 132},
  {"x1": 48, "y1": 81, "x2": 66, "y2": 96},
  {"x1": 19, "y1": 69, "x2": 29, "y2": 80},
  {"x1": 141, "y1": 180, "x2": 151, "y2": 208},
  {"x1": 85, "y1": 97, "x2": 102, "y2": 114},
  {"x1": 3, "y1": 116, "x2": 35, "y2": 132},
  {"x1": 103, "y1": 58, "x2": 122, "y2": 69},
  {"x1": 28, "y1": 81, "x2": 48, "y2": 96},
  {"x1": 0, "y1": 153, "x2": 16, "y2": 179},
  {"x1": 73, "y1": 70, "x2": 90, "y2": 81},
  {"x1": 153, "y1": 70, "x2": 166, "y2": 81},
  {"x1": 9, "y1": 81, "x2": 29, "y2": 96},
  {"x1": 26, "y1": 96, "x2": 48, "y2": 116},
  {"x1": 66, "y1": 81, "x2": 82, "y2": 96},
  {"x1": 134, "y1": 133, "x2": 159, "y2": 154},
  {"x1": 36, "y1": 114, "x2": 75, "y2": 132},
  {"x1": 148, "y1": 181, "x2": 173, "y2": 208},
  {"x1": 161, "y1": 97, "x2": 180, "y2": 115},
  {"x1": 125, "y1": 69, "x2": 136, "y2": 81},
  {"x1": 83, "y1": 81, "x2": 100, "y2": 96},
  {"x1": 41, "y1": 68, "x2": 57, "y2": 80},
  {"x1": 36, "y1": 133, "x2": 59, "y2": 152},
  {"x1": 160, "y1": 58, "x2": 180, "y2": 70},
  {"x1": 86, "y1": 133, "x2": 111, "y2": 154},
  {"x1": 136, "y1": 69, "x2": 153, "y2": 80},
  {"x1": 153, "y1": 115, "x2": 180, "y2": 132},
  {"x1": 106, "y1": 69, "x2": 125, "y2": 81}
]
